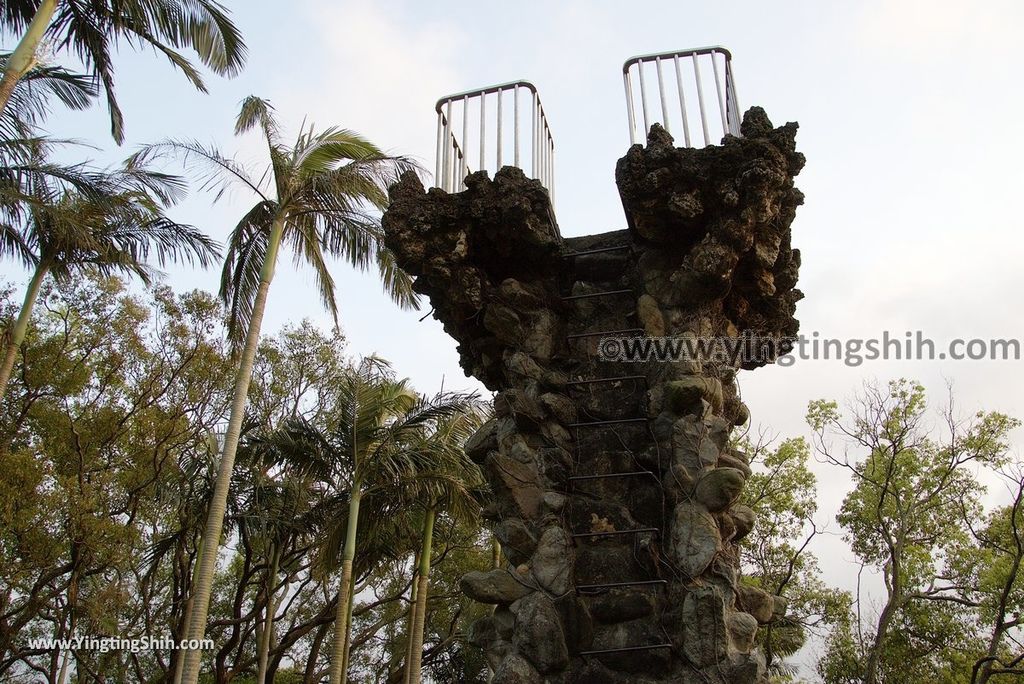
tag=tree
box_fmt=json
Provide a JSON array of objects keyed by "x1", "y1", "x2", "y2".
[
  {"x1": 0, "y1": 149, "x2": 219, "y2": 405},
  {"x1": 365, "y1": 522, "x2": 491, "y2": 684},
  {"x1": 287, "y1": 358, "x2": 476, "y2": 684},
  {"x1": 250, "y1": 357, "x2": 476, "y2": 684},
  {"x1": 808, "y1": 379, "x2": 1020, "y2": 684},
  {"x1": 144, "y1": 321, "x2": 350, "y2": 684},
  {"x1": 135, "y1": 96, "x2": 418, "y2": 684},
  {"x1": 246, "y1": 319, "x2": 349, "y2": 431},
  {"x1": 0, "y1": 0, "x2": 246, "y2": 142},
  {"x1": 402, "y1": 410, "x2": 484, "y2": 684},
  {"x1": 235, "y1": 453, "x2": 311, "y2": 684},
  {"x1": 0, "y1": 276, "x2": 233, "y2": 680},
  {"x1": 738, "y1": 436, "x2": 851, "y2": 681},
  {"x1": 951, "y1": 467, "x2": 1024, "y2": 683},
  {"x1": 0, "y1": 274, "x2": 492, "y2": 682}
]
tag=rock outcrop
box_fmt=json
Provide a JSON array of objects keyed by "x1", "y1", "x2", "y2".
[{"x1": 382, "y1": 107, "x2": 804, "y2": 683}]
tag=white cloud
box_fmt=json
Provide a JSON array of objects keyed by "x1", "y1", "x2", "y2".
[
  {"x1": 290, "y1": 0, "x2": 466, "y2": 165},
  {"x1": 854, "y1": 0, "x2": 1021, "y2": 62}
]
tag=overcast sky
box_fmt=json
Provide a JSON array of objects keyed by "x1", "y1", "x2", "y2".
[{"x1": 5, "y1": 0, "x2": 1024, "y2": 677}]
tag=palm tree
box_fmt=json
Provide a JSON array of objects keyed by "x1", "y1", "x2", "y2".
[
  {"x1": 0, "y1": 151, "x2": 219, "y2": 404},
  {"x1": 256, "y1": 358, "x2": 477, "y2": 684},
  {"x1": 401, "y1": 412, "x2": 484, "y2": 684},
  {"x1": 0, "y1": 0, "x2": 246, "y2": 143},
  {"x1": 0, "y1": 58, "x2": 98, "y2": 236},
  {"x1": 136, "y1": 97, "x2": 419, "y2": 684}
]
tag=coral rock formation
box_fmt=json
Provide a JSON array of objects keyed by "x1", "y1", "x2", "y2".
[{"x1": 382, "y1": 107, "x2": 804, "y2": 683}]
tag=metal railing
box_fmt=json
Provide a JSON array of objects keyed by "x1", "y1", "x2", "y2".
[
  {"x1": 623, "y1": 46, "x2": 740, "y2": 147},
  {"x1": 434, "y1": 81, "x2": 555, "y2": 204}
]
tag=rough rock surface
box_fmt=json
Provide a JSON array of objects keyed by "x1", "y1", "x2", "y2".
[
  {"x1": 461, "y1": 569, "x2": 534, "y2": 605},
  {"x1": 382, "y1": 107, "x2": 804, "y2": 683}
]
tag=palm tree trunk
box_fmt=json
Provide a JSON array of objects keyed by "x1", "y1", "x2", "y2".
[
  {"x1": 408, "y1": 507, "x2": 436, "y2": 684},
  {"x1": 256, "y1": 544, "x2": 281, "y2": 684},
  {"x1": 0, "y1": 261, "x2": 49, "y2": 404},
  {"x1": 0, "y1": 0, "x2": 58, "y2": 115},
  {"x1": 173, "y1": 535, "x2": 203, "y2": 684},
  {"x1": 327, "y1": 490, "x2": 362, "y2": 684},
  {"x1": 487, "y1": 536, "x2": 500, "y2": 684},
  {"x1": 402, "y1": 557, "x2": 419, "y2": 684},
  {"x1": 339, "y1": 572, "x2": 355, "y2": 679},
  {"x1": 179, "y1": 217, "x2": 287, "y2": 684}
]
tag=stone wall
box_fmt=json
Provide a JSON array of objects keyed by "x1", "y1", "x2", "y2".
[{"x1": 381, "y1": 107, "x2": 805, "y2": 683}]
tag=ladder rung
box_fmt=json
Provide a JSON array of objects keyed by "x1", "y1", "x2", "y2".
[
  {"x1": 569, "y1": 471, "x2": 657, "y2": 483},
  {"x1": 561, "y1": 245, "x2": 630, "y2": 258},
  {"x1": 567, "y1": 327, "x2": 643, "y2": 341},
  {"x1": 576, "y1": 579, "x2": 667, "y2": 593},
  {"x1": 580, "y1": 643, "x2": 673, "y2": 657},
  {"x1": 565, "y1": 374, "x2": 647, "y2": 387},
  {"x1": 561, "y1": 289, "x2": 633, "y2": 302},
  {"x1": 571, "y1": 527, "x2": 659, "y2": 539},
  {"x1": 568, "y1": 417, "x2": 647, "y2": 429}
]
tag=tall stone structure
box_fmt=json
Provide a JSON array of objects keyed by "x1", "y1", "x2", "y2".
[{"x1": 382, "y1": 108, "x2": 805, "y2": 683}]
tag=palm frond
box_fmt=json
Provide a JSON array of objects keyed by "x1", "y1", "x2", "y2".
[
  {"x1": 235, "y1": 95, "x2": 281, "y2": 147},
  {"x1": 1, "y1": 145, "x2": 220, "y2": 286},
  {"x1": 139, "y1": 0, "x2": 247, "y2": 77},
  {"x1": 131, "y1": 140, "x2": 268, "y2": 203},
  {"x1": 0, "y1": 54, "x2": 97, "y2": 139},
  {"x1": 54, "y1": 0, "x2": 125, "y2": 141},
  {"x1": 219, "y1": 199, "x2": 276, "y2": 346},
  {"x1": 0, "y1": 221, "x2": 34, "y2": 267},
  {"x1": 6, "y1": 57, "x2": 97, "y2": 113},
  {"x1": 288, "y1": 214, "x2": 340, "y2": 327},
  {"x1": 102, "y1": 214, "x2": 221, "y2": 269},
  {"x1": 0, "y1": 1, "x2": 36, "y2": 33},
  {"x1": 293, "y1": 128, "x2": 386, "y2": 179},
  {"x1": 131, "y1": 27, "x2": 209, "y2": 92},
  {"x1": 376, "y1": 244, "x2": 419, "y2": 310},
  {"x1": 117, "y1": 154, "x2": 189, "y2": 206},
  {"x1": 40, "y1": 0, "x2": 246, "y2": 142}
]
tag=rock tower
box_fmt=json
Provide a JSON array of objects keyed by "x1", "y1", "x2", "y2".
[{"x1": 382, "y1": 107, "x2": 805, "y2": 683}]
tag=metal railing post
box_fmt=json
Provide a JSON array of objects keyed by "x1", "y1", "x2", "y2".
[
  {"x1": 443, "y1": 100, "x2": 453, "y2": 191},
  {"x1": 655, "y1": 56, "x2": 670, "y2": 135},
  {"x1": 434, "y1": 111, "x2": 443, "y2": 188},
  {"x1": 623, "y1": 71, "x2": 637, "y2": 145},
  {"x1": 479, "y1": 92, "x2": 486, "y2": 172},
  {"x1": 726, "y1": 60, "x2": 740, "y2": 135},
  {"x1": 496, "y1": 91, "x2": 503, "y2": 168},
  {"x1": 672, "y1": 55, "x2": 692, "y2": 147},
  {"x1": 514, "y1": 86, "x2": 520, "y2": 167},
  {"x1": 692, "y1": 55, "x2": 709, "y2": 146},
  {"x1": 532, "y1": 92, "x2": 538, "y2": 180},
  {"x1": 710, "y1": 52, "x2": 728, "y2": 135},
  {"x1": 638, "y1": 61, "x2": 649, "y2": 134},
  {"x1": 460, "y1": 94, "x2": 469, "y2": 189}
]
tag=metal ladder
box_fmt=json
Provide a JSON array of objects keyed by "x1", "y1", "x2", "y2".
[{"x1": 560, "y1": 244, "x2": 673, "y2": 659}]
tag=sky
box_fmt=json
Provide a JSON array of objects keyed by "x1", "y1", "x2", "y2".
[{"x1": 4, "y1": 0, "x2": 1024, "y2": 678}]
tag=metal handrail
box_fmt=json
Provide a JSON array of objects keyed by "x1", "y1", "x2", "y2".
[
  {"x1": 434, "y1": 80, "x2": 555, "y2": 204},
  {"x1": 622, "y1": 46, "x2": 740, "y2": 147}
]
